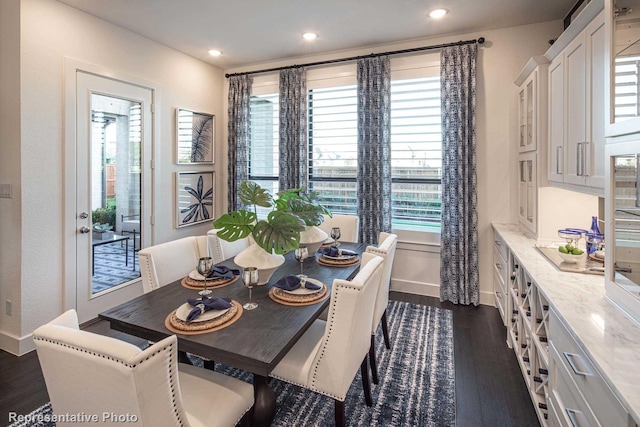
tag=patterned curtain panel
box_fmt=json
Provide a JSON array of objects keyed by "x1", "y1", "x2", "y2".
[
  {"x1": 227, "y1": 75, "x2": 252, "y2": 211},
  {"x1": 357, "y1": 56, "x2": 392, "y2": 244},
  {"x1": 279, "y1": 68, "x2": 308, "y2": 190},
  {"x1": 439, "y1": 44, "x2": 479, "y2": 306}
]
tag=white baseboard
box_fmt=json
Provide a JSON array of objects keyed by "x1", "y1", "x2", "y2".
[
  {"x1": 391, "y1": 279, "x2": 496, "y2": 307},
  {"x1": 0, "y1": 330, "x2": 35, "y2": 356}
]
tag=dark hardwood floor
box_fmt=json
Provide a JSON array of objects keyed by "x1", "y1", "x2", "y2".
[{"x1": 0, "y1": 293, "x2": 538, "y2": 426}]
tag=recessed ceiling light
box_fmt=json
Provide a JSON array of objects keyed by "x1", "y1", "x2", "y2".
[
  {"x1": 302, "y1": 32, "x2": 317, "y2": 41},
  {"x1": 429, "y1": 9, "x2": 448, "y2": 19},
  {"x1": 208, "y1": 49, "x2": 222, "y2": 57}
]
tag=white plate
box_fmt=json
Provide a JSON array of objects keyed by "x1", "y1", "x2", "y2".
[
  {"x1": 280, "y1": 277, "x2": 324, "y2": 295},
  {"x1": 175, "y1": 302, "x2": 230, "y2": 323},
  {"x1": 188, "y1": 269, "x2": 236, "y2": 281},
  {"x1": 322, "y1": 253, "x2": 357, "y2": 261},
  {"x1": 189, "y1": 270, "x2": 207, "y2": 280}
]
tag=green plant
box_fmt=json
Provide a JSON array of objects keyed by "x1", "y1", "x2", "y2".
[
  {"x1": 214, "y1": 181, "x2": 330, "y2": 254},
  {"x1": 92, "y1": 223, "x2": 113, "y2": 232},
  {"x1": 275, "y1": 187, "x2": 331, "y2": 227},
  {"x1": 92, "y1": 206, "x2": 116, "y2": 229}
]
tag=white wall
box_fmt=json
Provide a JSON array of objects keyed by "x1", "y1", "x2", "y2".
[
  {"x1": 223, "y1": 20, "x2": 567, "y2": 304},
  {"x1": 0, "y1": 0, "x2": 23, "y2": 353},
  {"x1": 0, "y1": 0, "x2": 224, "y2": 353}
]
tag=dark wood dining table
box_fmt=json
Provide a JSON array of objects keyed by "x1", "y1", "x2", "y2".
[{"x1": 99, "y1": 242, "x2": 366, "y2": 427}]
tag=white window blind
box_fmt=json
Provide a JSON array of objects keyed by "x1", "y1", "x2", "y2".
[
  {"x1": 390, "y1": 76, "x2": 442, "y2": 229},
  {"x1": 247, "y1": 56, "x2": 443, "y2": 232},
  {"x1": 614, "y1": 56, "x2": 640, "y2": 121},
  {"x1": 308, "y1": 85, "x2": 358, "y2": 214},
  {"x1": 249, "y1": 93, "x2": 280, "y2": 198}
]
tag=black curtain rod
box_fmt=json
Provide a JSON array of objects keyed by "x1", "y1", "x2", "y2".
[{"x1": 225, "y1": 37, "x2": 485, "y2": 78}]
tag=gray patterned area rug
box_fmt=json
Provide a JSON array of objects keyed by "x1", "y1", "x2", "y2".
[
  {"x1": 92, "y1": 244, "x2": 140, "y2": 293},
  {"x1": 11, "y1": 301, "x2": 455, "y2": 427}
]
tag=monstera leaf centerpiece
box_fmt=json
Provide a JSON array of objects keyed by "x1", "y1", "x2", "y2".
[{"x1": 213, "y1": 181, "x2": 310, "y2": 255}]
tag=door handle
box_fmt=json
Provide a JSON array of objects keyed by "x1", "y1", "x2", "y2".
[
  {"x1": 556, "y1": 147, "x2": 563, "y2": 175},
  {"x1": 79, "y1": 212, "x2": 88, "y2": 219},
  {"x1": 565, "y1": 408, "x2": 582, "y2": 427},
  {"x1": 576, "y1": 142, "x2": 583, "y2": 176},
  {"x1": 583, "y1": 142, "x2": 590, "y2": 177},
  {"x1": 563, "y1": 352, "x2": 591, "y2": 376},
  {"x1": 79, "y1": 226, "x2": 91, "y2": 234}
]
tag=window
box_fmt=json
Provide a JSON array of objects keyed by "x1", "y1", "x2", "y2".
[
  {"x1": 249, "y1": 92, "x2": 279, "y2": 215},
  {"x1": 614, "y1": 56, "x2": 640, "y2": 121},
  {"x1": 247, "y1": 56, "x2": 442, "y2": 232},
  {"x1": 390, "y1": 77, "x2": 442, "y2": 230},
  {"x1": 308, "y1": 85, "x2": 358, "y2": 214}
]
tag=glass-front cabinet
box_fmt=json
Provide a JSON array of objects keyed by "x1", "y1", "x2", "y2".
[
  {"x1": 606, "y1": 139, "x2": 640, "y2": 323},
  {"x1": 605, "y1": 0, "x2": 640, "y2": 135},
  {"x1": 605, "y1": 0, "x2": 640, "y2": 323}
]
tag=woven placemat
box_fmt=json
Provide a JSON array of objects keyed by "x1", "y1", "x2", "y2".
[
  {"x1": 316, "y1": 255, "x2": 360, "y2": 267},
  {"x1": 181, "y1": 275, "x2": 238, "y2": 290},
  {"x1": 164, "y1": 300, "x2": 243, "y2": 335},
  {"x1": 269, "y1": 283, "x2": 329, "y2": 306}
]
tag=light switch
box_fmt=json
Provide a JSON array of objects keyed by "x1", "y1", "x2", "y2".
[{"x1": 0, "y1": 184, "x2": 12, "y2": 198}]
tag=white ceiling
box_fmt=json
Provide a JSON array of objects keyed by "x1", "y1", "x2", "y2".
[{"x1": 57, "y1": 0, "x2": 577, "y2": 70}]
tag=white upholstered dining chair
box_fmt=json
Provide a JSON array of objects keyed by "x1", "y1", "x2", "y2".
[
  {"x1": 206, "y1": 229, "x2": 251, "y2": 263},
  {"x1": 365, "y1": 232, "x2": 398, "y2": 385},
  {"x1": 137, "y1": 236, "x2": 213, "y2": 367},
  {"x1": 318, "y1": 214, "x2": 360, "y2": 244},
  {"x1": 270, "y1": 252, "x2": 384, "y2": 427},
  {"x1": 33, "y1": 309, "x2": 254, "y2": 427},
  {"x1": 138, "y1": 236, "x2": 209, "y2": 293}
]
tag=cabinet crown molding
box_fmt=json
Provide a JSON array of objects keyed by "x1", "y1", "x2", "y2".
[
  {"x1": 514, "y1": 56, "x2": 549, "y2": 86},
  {"x1": 544, "y1": 0, "x2": 604, "y2": 62}
]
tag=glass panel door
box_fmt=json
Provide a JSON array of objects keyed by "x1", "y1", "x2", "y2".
[{"x1": 90, "y1": 94, "x2": 142, "y2": 295}]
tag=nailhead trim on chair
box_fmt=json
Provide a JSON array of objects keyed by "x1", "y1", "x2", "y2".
[
  {"x1": 313, "y1": 283, "x2": 359, "y2": 401},
  {"x1": 366, "y1": 247, "x2": 387, "y2": 256},
  {"x1": 34, "y1": 337, "x2": 187, "y2": 426},
  {"x1": 138, "y1": 252, "x2": 158, "y2": 291},
  {"x1": 270, "y1": 283, "x2": 350, "y2": 401}
]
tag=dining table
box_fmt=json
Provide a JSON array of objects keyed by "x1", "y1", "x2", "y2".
[{"x1": 99, "y1": 242, "x2": 367, "y2": 427}]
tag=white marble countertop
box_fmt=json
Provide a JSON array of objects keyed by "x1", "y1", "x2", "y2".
[{"x1": 493, "y1": 223, "x2": 640, "y2": 425}]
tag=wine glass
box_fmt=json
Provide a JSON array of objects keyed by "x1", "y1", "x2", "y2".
[
  {"x1": 295, "y1": 245, "x2": 308, "y2": 276},
  {"x1": 242, "y1": 267, "x2": 259, "y2": 310},
  {"x1": 197, "y1": 257, "x2": 214, "y2": 298},
  {"x1": 331, "y1": 227, "x2": 341, "y2": 247}
]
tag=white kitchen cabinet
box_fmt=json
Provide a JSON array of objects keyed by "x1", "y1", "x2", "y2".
[
  {"x1": 492, "y1": 225, "x2": 639, "y2": 427},
  {"x1": 518, "y1": 153, "x2": 537, "y2": 234},
  {"x1": 518, "y1": 69, "x2": 537, "y2": 152},
  {"x1": 548, "y1": 54, "x2": 565, "y2": 183},
  {"x1": 549, "y1": 309, "x2": 631, "y2": 427},
  {"x1": 516, "y1": 57, "x2": 548, "y2": 154},
  {"x1": 546, "y1": 5, "x2": 606, "y2": 195}
]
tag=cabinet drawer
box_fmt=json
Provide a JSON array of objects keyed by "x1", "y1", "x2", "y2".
[
  {"x1": 550, "y1": 355, "x2": 599, "y2": 427},
  {"x1": 494, "y1": 234, "x2": 508, "y2": 262},
  {"x1": 549, "y1": 310, "x2": 629, "y2": 426},
  {"x1": 493, "y1": 253, "x2": 506, "y2": 292},
  {"x1": 547, "y1": 395, "x2": 563, "y2": 427}
]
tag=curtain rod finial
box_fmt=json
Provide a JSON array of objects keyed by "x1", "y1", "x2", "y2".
[{"x1": 478, "y1": 37, "x2": 485, "y2": 44}]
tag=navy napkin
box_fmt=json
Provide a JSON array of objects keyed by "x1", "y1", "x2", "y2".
[
  {"x1": 186, "y1": 296, "x2": 232, "y2": 322},
  {"x1": 207, "y1": 265, "x2": 240, "y2": 279},
  {"x1": 318, "y1": 246, "x2": 357, "y2": 257},
  {"x1": 273, "y1": 274, "x2": 322, "y2": 291}
]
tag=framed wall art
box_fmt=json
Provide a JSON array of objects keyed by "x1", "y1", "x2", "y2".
[
  {"x1": 175, "y1": 171, "x2": 214, "y2": 228},
  {"x1": 176, "y1": 108, "x2": 215, "y2": 164}
]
